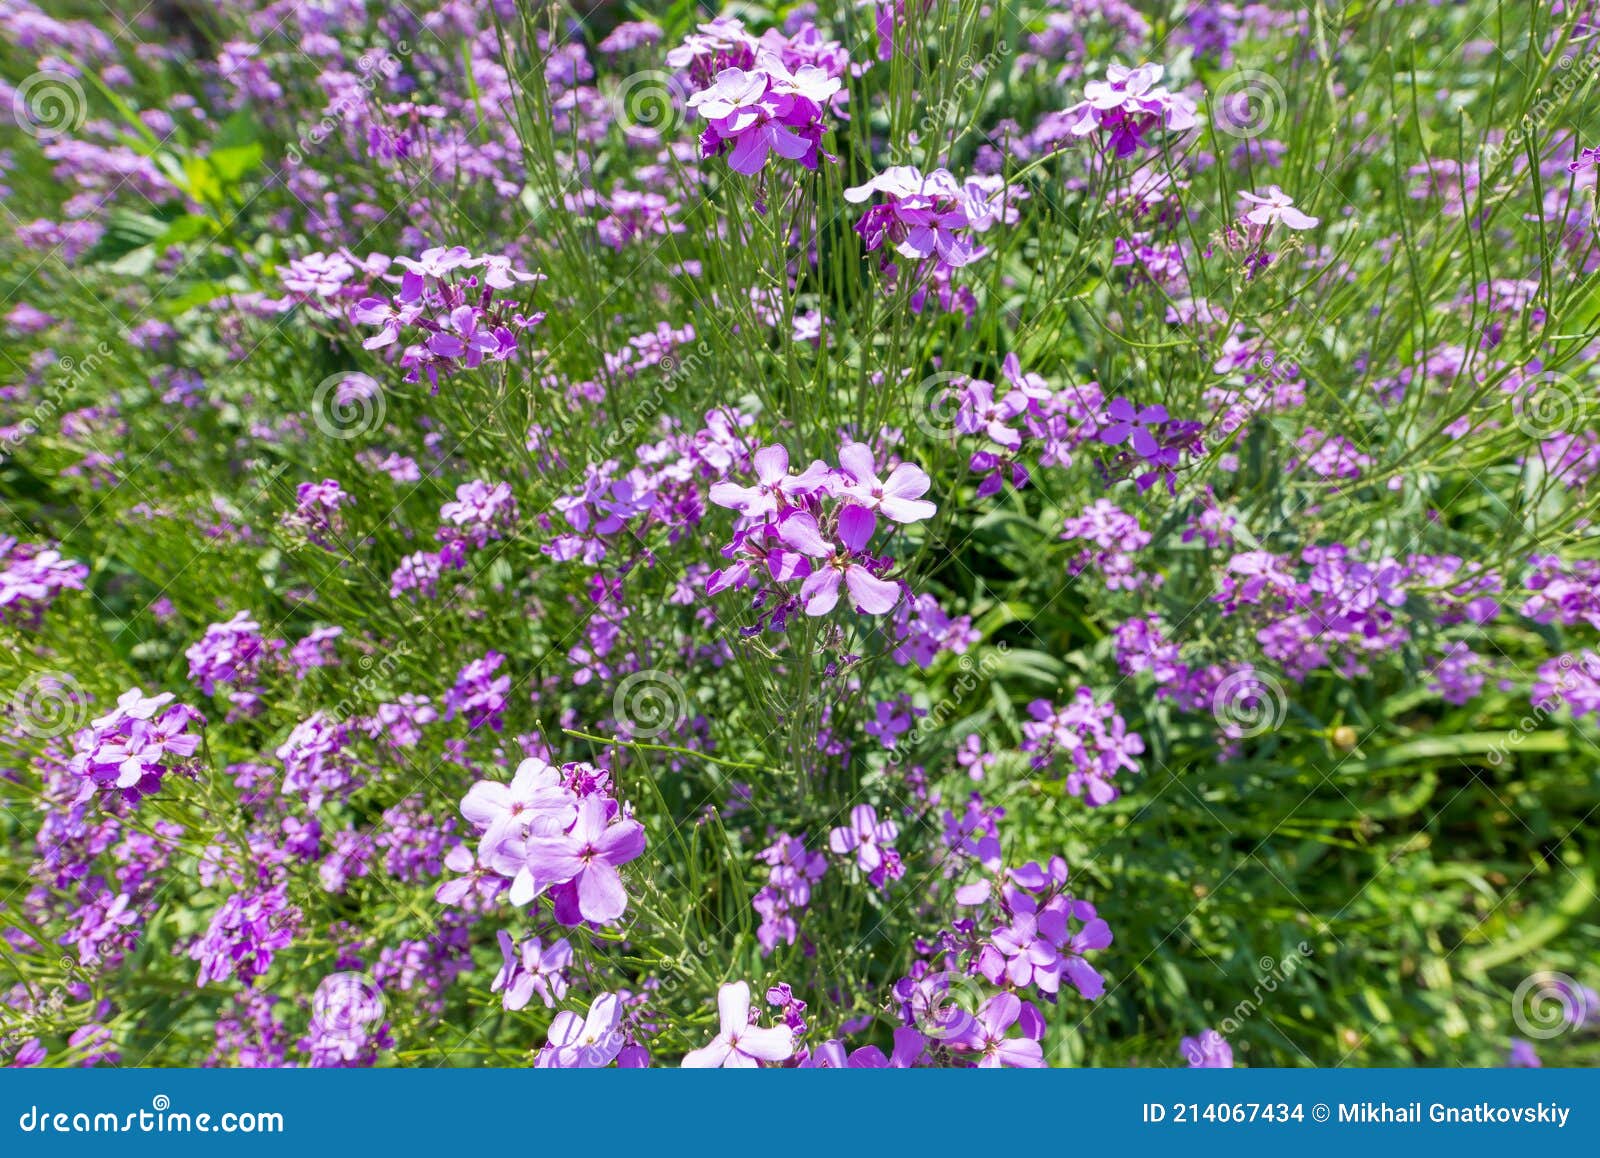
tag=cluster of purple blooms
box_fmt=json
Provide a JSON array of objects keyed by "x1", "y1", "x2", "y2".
[
  {"x1": 1061, "y1": 500, "x2": 1159, "y2": 591},
  {"x1": 186, "y1": 612, "x2": 281, "y2": 717},
  {"x1": 1223, "y1": 186, "x2": 1321, "y2": 277},
  {"x1": 975, "y1": 859, "x2": 1112, "y2": 1001},
  {"x1": 1060, "y1": 63, "x2": 1199, "y2": 157},
  {"x1": 687, "y1": 53, "x2": 840, "y2": 177},
  {"x1": 753, "y1": 833, "x2": 828, "y2": 953},
  {"x1": 1094, "y1": 397, "x2": 1205, "y2": 492},
  {"x1": 491, "y1": 930, "x2": 572, "y2": 1011},
  {"x1": 1021, "y1": 691, "x2": 1145, "y2": 806},
  {"x1": 438, "y1": 480, "x2": 519, "y2": 549},
  {"x1": 543, "y1": 407, "x2": 753, "y2": 566},
  {"x1": 188, "y1": 884, "x2": 299, "y2": 988},
  {"x1": 443, "y1": 651, "x2": 512, "y2": 733},
  {"x1": 288, "y1": 479, "x2": 350, "y2": 549},
  {"x1": 67, "y1": 688, "x2": 205, "y2": 805},
  {"x1": 707, "y1": 441, "x2": 935, "y2": 623},
  {"x1": 828, "y1": 804, "x2": 903, "y2": 889},
  {"x1": 351, "y1": 246, "x2": 544, "y2": 388},
  {"x1": 845, "y1": 166, "x2": 1010, "y2": 273},
  {"x1": 0, "y1": 539, "x2": 88, "y2": 627},
  {"x1": 449, "y1": 756, "x2": 646, "y2": 927},
  {"x1": 943, "y1": 355, "x2": 1096, "y2": 496},
  {"x1": 669, "y1": 17, "x2": 849, "y2": 182}
]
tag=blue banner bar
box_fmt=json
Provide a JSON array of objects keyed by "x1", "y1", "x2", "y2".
[{"x1": 1, "y1": 1070, "x2": 1593, "y2": 1154}]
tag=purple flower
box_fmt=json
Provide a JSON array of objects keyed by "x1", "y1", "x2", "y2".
[
  {"x1": 186, "y1": 612, "x2": 277, "y2": 697},
  {"x1": 686, "y1": 53, "x2": 840, "y2": 176},
  {"x1": 828, "y1": 802, "x2": 903, "y2": 886},
  {"x1": 443, "y1": 650, "x2": 511, "y2": 732},
  {"x1": 0, "y1": 542, "x2": 88, "y2": 626},
  {"x1": 438, "y1": 480, "x2": 519, "y2": 548},
  {"x1": 69, "y1": 687, "x2": 204, "y2": 804},
  {"x1": 536, "y1": 993, "x2": 628, "y2": 1068},
  {"x1": 845, "y1": 166, "x2": 1004, "y2": 272},
  {"x1": 1181, "y1": 1028, "x2": 1234, "y2": 1068},
  {"x1": 516, "y1": 796, "x2": 646, "y2": 924},
  {"x1": 189, "y1": 884, "x2": 299, "y2": 988},
  {"x1": 1021, "y1": 690, "x2": 1144, "y2": 806},
  {"x1": 492, "y1": 930, "x2": 572, "y2": 1011},
  {"x1": 836, "y1": 442, "x2": 937, "y2": 524},
  {"x1": 951, "y1": 992, "x2": 1046, "y2": 1068},
  {"x1": 681, "y1": 981, "x2": 795, "y2": 1067},
  {"x1": 1062, "y1": 63, "x2": 1198, "y2": 157},
  {"x1": 1239, "y1": 186, "x2": 1319, "y2": 231},
  {"x1": 796, "y1": 504, "x2": 904, "y2": 616},
  {"x1": 1508, "y1": 1039, "x2": 1542, "y2": 1068}
]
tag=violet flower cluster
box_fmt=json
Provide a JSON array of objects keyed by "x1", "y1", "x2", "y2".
[
  {"x1": 351, "y1": 246, "x2": 544, "y2": 388},
  {"x1": 68, "y1": 688, "x2": 205, "y2": 805},
  {"x1": 708, "y1": 441, "x2": 935, "y2": 623},
  {"x1": 450, "y1": 756, "x2": 647, "y2": 926}
]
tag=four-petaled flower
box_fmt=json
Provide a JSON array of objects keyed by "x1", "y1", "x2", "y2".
[
  {"x1": 681, "y1": 981, "x2": 795, "y2": 1068},
  {"x1": 828, "y1": 803, "x2": 900, "y2": 873}
]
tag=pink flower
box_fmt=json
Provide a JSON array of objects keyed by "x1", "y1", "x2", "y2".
[
  {"x1": 536, "y1": 993, "x2": 626, "y2": 1068},
  {"x1": 835, "y1": 443, "x2": 937, "y2": 524},
  {"x1": 796, "y1": 505, "x2": 903, "y2": 616},
  {"x1": 516, "y1": 796, "x2": 646, "y2": 923},
  {"x1": 680, "y1": 981, "x2": 795, "y2": 1068},
  {"x1": 1238, "y1": 186, "x2": 1319, "y2": 230},
  {"x1": 828, "y1": 803, "x2": 900, "y2": 873},
  {"x1": 951, "y1": 992, "x2": 1046, "y2": 1068}
]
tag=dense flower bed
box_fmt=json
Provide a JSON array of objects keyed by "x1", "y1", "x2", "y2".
[{"x1": 1, "y1": 1, "x2": 1598, "y2": 1068}]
